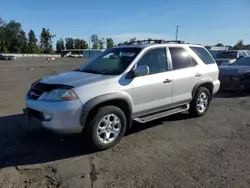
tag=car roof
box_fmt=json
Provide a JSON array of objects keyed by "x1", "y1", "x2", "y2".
[{"x1": 113, "y1": 43, "x2": 204, "y2": 49}]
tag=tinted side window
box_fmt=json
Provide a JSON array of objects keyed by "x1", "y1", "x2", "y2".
[
  {"x1": 137, "y1": 48, "x2": 167, "y2": 74},
  {"x1": 241, "y1": 51, "x2": 247, "y2": 57},
  {"x1": 169, "y1": 47, "x2": 194, "y2": 70},
  {"x1": 190, "y1": 46, "x2": 215, "y2": 64}
]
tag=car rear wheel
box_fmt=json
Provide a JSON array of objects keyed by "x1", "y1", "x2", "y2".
[
  {"x1": 189, "y1": 87, "x2": 211, "y2": 117},
  {"x1": 87, "y1": 105, "x2": 127, "y2": 150}
]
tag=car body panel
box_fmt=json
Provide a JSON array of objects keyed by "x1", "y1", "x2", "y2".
[
  {"x1": 219, "y1": 63, "x2": 250, "y2": 90},
  {"x1": 25, "y1": 96, "x2": 83, "y2": 134}
]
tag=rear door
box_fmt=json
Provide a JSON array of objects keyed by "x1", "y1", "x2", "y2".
[
  {"x1": 189, "y1": 46, "x2": 219, "y2": 82},
  {"x1": 168, "y1": 47, "x2": 201, "y2": 106}
]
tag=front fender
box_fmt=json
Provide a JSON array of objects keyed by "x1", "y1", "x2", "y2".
[{"x1": 79, "y1": 92, "x2": 133, "y2": 127}]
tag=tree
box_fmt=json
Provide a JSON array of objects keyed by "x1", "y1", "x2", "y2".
[
  {"x1": 106, "y1": 38, "x2": 114, "y2": 48},
  {"x1": 19, "y1": 30, "x2": 28, "y2": 53},
  {"x1": 233, "y1": 40, "x2": 245, "y2": 50},
  {"x1": 99, "y1": 38, "x2": 105, "y2": 49},
  {"x1": 74, "y1": 38, "x2": 81, "y2": 49},
  {"x1": 56, "y1": 38, "x2": 65, "y2": 53},
  {"x1": 215, "y1": 43, "x2": 224, "y2": 47},
  {"x1": 129, "y1": 37, "x2": 136, "y2": 43},
  {"x1": 91, "y1": 34, "x2": 99, "y2": 49},
  {"x1": 80, "y1": 39, "x2": 88, "y2": 49},
  {"x1": 65, "y1": 37, "x2": 74, "y2": 49},
  {"x1": 0, "y1": 18, "x2": 5, "y2": 52},
  {"x1": 4, "y1": 20, "x2": 25, "y2": 53},
  {"x1": 27, "y1": 30, "x2": 38, "y2": 53},
  {"x1": 245, "y1": 44, "x2": 250, "y2": 50},
  {"x1": 40, "y1": 28, "x2": 55, "y2": 54}
]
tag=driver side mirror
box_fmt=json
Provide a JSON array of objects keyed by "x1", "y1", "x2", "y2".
[{"x1": 133, "y1": 65, "x2": 149, "y2": 77}]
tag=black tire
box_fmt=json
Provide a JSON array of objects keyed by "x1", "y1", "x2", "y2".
[
  {"x1": 86, "y1": 105, "x2": 127, "y2": 150},
  {"x1": 189, "y1": 87, "x2": 211, "y2": 117}
]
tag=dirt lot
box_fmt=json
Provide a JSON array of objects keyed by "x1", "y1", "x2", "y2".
[{"x1": 0, "y1": 58, "x2": 250, "y2": 188}]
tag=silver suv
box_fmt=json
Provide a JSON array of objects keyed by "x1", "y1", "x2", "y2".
[{"x1": 24, "y1": 40, "x2": 220, "y2": 150}]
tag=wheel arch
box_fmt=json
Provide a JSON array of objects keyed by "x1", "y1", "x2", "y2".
[
  {"x1": 192, "y1": 81, "x2": 214, "y2": 98},
  {"x1": 80, "y1": 93, "x2": 133, "y2": 130}
]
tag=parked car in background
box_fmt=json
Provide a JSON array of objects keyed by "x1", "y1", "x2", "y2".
[
  {"x1": 7, "y1": 55, "x2": 16, "y2": 60},
  {"x1": 209, "y1": 50, "x2": 223, "y2": 58},
  {"x1": 0, "y1": 54, "x2": 16, "y2": 60},
  {"x1": 0, "y1": 54, "x2": 8, "y2": 60},
  {"x1": 219, "y1": 56, "x2": 250, "y2": 91},
  {"x1": 215, "y1": 50, "x2": 249, "y2": 66},
  {"x1": 24, "y1": 40, "x2": 220, "y2": 150}
]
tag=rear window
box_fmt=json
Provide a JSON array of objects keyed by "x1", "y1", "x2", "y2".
[
  {"x1": 190, "y1": 47, "x2": 215, "y2": 64},
  {"x1": 216, "y1": 51, "x2": 237, "y2": 59}
]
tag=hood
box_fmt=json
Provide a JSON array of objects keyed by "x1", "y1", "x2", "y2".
[
  {"x1": 219, "y1": 66, "x2": 250, "y2": 76},
  {"x1": 40, "y1": 70, "x2": 114, "y2": 87}
]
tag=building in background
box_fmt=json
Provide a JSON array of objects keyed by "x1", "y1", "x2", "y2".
[
  {"x1": 205, "y1": 46, "x2": 229, "y2": 58},
  {"x1": 205, "y1": 46, "x2": 229, "y2": 51}
]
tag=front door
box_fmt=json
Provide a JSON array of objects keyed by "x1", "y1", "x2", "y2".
[{"x1": 131, "y1": 47, "x2": 174, "y2": 115}]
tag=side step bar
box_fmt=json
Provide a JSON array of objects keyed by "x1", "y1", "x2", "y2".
[{"x1": 133, "y1": 104, "x2": 189, "y2": 123}]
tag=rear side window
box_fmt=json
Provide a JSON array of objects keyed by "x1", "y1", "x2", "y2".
[
  {"x1": 169, "y1": 47, "x2": 196, "y2": 70},
  {"x1": 241, "y1": 51, "x2": 248, "y2": 57},
  {"x1": 190, "y1": 47, "x2": 215, "y2": 64}
]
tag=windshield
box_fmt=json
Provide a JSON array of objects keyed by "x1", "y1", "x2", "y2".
[
  {"x1": 216, "y1": 51, "x2": 237, "y2": 59},
  {"x1": 78, "y1": 47, "x2": 141, "y2": 75},
  {"x1": 230, "y1": 57, "x2": 250, "y2": 66},
  {"x1": 209, "y1": 50, "x2": 221, "y2": 58}
]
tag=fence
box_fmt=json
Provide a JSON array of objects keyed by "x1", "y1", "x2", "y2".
[{"x1": 1, "y1": 54, "x2": 61, "y2": 58}]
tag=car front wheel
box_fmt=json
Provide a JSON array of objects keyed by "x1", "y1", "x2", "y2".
[{"x1": 87, "y1": 105, "x2": 127, "y2": 150}]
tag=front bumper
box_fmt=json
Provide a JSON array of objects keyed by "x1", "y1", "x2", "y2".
[{"x1": 24, "y1": 98, "x2": 84, "y2": 134}]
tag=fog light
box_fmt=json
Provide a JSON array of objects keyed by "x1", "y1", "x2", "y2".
[{"x1": 43, "y1": 113, "x2": 53, "y2": 121}]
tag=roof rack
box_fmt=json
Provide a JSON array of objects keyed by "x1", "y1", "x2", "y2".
[{"x1": 127, "y1": 39, "x2": 185, "y2": 45}]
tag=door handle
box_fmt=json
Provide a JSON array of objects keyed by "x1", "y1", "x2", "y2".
[
  {"x1": 163, "y1": 78, "x2": 172, "y2": 83},
  {"x1": 195, "y1": 73, "x2": 202, "y2": 77}
]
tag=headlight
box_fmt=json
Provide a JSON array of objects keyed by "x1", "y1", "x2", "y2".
[{"x1": 44, "y1": 89, "x2": 78, "y2": 101}]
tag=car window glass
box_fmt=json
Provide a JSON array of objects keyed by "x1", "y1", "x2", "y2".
[
  {"x1": 169, "y1": 47, "x2": 195, "y2": 70},
  {"x1": 216, "y1": 51, "x2": 237, "y2": 58},
  {"x1": 79, "y1": 47, "x2": 141, "y2": 75},
  {"x1": 191, "y1": 57, "x2": 198, "y2": 66},
  {"x1": 242, "y1": 51, "x2": 247, "y2": 56},
  {"x1": 137, "y1": 48, "x2": 167, "y2": 74},
  {"x1": 190, "y1": 47, "x2": 215, "y2": 64}
]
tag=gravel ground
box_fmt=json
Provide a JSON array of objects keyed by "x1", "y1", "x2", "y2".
[{"x1": 0, "y1": 58, "x2": 249, "y2": 188}]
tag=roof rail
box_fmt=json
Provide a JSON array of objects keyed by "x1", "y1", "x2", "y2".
[{"x1": 127, "y1": 39, "x2": 185, "y2": 45}]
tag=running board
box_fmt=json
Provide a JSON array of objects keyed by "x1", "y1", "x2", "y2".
[{"x1": 133, "y1": 104, "x2": 189, "y2": 123}]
